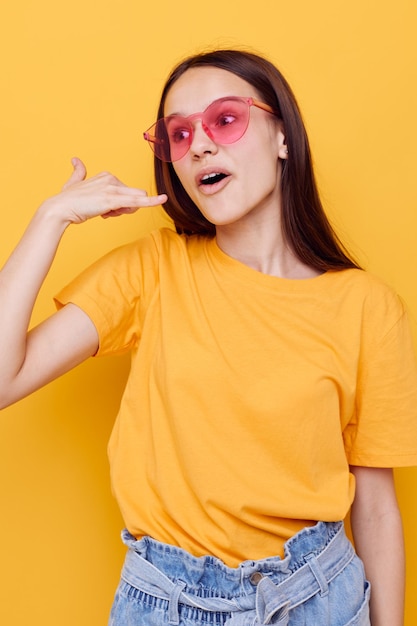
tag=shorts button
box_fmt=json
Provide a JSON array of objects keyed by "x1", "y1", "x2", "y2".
[{"x1": 249, "y1": 572, "x2": 264, "y2": 585}]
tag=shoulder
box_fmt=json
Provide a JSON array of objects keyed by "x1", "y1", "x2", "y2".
[
  {"x1": 150, "y1": 227, "x2": 208, "y2": 255},
  {"x1": 322, "y1": 269, "x2": 407, "y2": 344},
  {"x1": 89, "y1": 227, "x2": 188, "y2": 267},
  {"x1": 327, "y1": 268, "x2": 404, "y2": 313}
]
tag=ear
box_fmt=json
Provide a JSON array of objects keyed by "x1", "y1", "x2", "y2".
[{"x1": 277, "y1": 127, "x2": 288, "y2": 160}]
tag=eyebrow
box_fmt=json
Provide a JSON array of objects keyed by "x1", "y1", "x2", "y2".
[{"x1": 164, "y1": 95, "x2": 239, "y2": 119}]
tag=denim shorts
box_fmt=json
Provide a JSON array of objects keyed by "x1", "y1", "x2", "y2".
[{"x1": 108, "y1": 521, "x2": 370, "y2": 625}]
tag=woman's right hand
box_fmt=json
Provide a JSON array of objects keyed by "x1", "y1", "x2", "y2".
[{"x1": 42, "y1": 157, "x2": 168, "y2": 225}]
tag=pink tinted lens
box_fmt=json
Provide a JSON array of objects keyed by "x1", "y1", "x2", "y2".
[
  {"x1": 144, "y1": 97, "x2": 251, "y2": 162},
  {"x1": 204, "y1": 97, "x2": 250, "y2": 145}
]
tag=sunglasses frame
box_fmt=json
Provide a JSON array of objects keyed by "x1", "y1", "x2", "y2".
[{"x1": 143, "y1": 96, "x2": 279, "y2": 162}]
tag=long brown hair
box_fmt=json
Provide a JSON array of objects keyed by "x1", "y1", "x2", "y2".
[{"x1": 153, "y1": 49, "x2": 360, "y2": 271}]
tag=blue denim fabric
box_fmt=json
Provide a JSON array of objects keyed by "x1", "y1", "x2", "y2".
[{"x1": 109, "y1": 521, "x2": 370, "y2": 625}]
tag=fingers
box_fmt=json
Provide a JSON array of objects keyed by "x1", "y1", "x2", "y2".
[
  {"x1": 101, "y1": 193, "x2": 168, "y2": 219},
  {"x1": 62, "y1": 157, "x2": 87, "y2": 190},
  {"x1": 56, "y1": 159, "x2": 168, "y2": 223}
]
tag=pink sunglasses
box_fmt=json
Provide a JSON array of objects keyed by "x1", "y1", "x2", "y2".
[{"x1": 143, "y1": 96, "x2": 278, "y2": 162}]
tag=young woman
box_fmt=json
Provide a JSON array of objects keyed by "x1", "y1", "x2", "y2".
[{"x1": 1, "y1": 49, "x2": 417, "y2": 626}]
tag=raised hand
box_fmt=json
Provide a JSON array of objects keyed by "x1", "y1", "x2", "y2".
[{"x1": 44, "y1": 157, "x2": 168, "y2": 224}]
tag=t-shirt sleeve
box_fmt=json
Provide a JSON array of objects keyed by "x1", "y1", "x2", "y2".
[
  {"x1": 344, "y1": 284, "x2": 417, "y2": 467},
  {"x1": 54, "y1": 234, "x2": 159, "y2": 357}
]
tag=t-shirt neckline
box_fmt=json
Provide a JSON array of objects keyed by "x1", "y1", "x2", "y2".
[{"x1": 206, "y1": 236, "x2": 335, "y2": 291}]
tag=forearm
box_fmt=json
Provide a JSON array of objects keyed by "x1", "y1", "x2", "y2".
[
  {"x1": 350, "y1": 467, "x2": 405, "y2": 626},
  {"x1": 0, "y1": 201, "x2": 70, "y2": 387}
]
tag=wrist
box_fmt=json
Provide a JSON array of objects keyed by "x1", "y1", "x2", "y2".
[{"x1": 36, "y1": 195, "x2": 74, "y2": 231}]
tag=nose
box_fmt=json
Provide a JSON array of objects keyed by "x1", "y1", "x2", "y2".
[{"x1": 189, "y1": 120, "x2": 218, "y2": 159}]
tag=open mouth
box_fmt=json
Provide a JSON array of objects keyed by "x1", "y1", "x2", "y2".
[{"x1": 200, "y1": 172, "x2": 228, "y2": 186}]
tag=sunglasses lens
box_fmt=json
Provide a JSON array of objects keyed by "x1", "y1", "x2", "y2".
[
  {"x1": 204, "y1": 98, "x2": 250, "y2": 144},
  {"x1": 164, "y1": 117, "x2": 193, "y2": 162}
]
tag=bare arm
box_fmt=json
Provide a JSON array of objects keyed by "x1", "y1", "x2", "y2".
[
  {"x1": 350, "y1": 466, "x2": 405, "y2": 626},
  {"x1": 0, "y1": 158, "x2": 167, "y2": 408}
]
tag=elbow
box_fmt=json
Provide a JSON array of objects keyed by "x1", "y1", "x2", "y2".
[
  {"x1": 0, "y1": 379, "x2": 25, "y2": 410},
  {"x1": 0, "y1": 390, "x2": 15, "y2": 411}
]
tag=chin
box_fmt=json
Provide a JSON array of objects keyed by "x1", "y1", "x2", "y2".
[
  {"x1": 201, "y1": 215, "x2": 242, "y2": 228},
  {"x1": 198, "y1": 204, "x2": 249, "y2": 226}
]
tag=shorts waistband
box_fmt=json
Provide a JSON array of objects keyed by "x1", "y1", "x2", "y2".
[{"x1": 120, "y1": 521, "x2": 355, "y2": 625}]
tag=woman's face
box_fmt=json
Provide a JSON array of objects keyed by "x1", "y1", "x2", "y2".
[{"x1": 164, "y1": 67, "x2": 287, "y2": 232}]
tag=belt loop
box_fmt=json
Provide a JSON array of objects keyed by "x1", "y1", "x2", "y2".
[
  {"x1": 256, "y1": 576, "x2": 291, "y2": 625},
  {"x1": 304, "y1": 553, "x2": 329, "y2": 597},
  {"x1": 168, "y1": 580, "x2": 186, "y2": 625}
]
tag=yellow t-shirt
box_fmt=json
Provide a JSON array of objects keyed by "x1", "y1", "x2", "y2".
[{"x1": 56, "y1": 228, "x2": 417, "y2": 566}]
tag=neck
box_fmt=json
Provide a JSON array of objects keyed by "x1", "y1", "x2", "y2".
[{"x1": 215, "y1": 217, "x2": 321, "y2": 279}]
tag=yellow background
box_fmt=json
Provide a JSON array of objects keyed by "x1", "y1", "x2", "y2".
[{"x1": 0, "y1": 0, "x2": 416, "y2": 623}]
